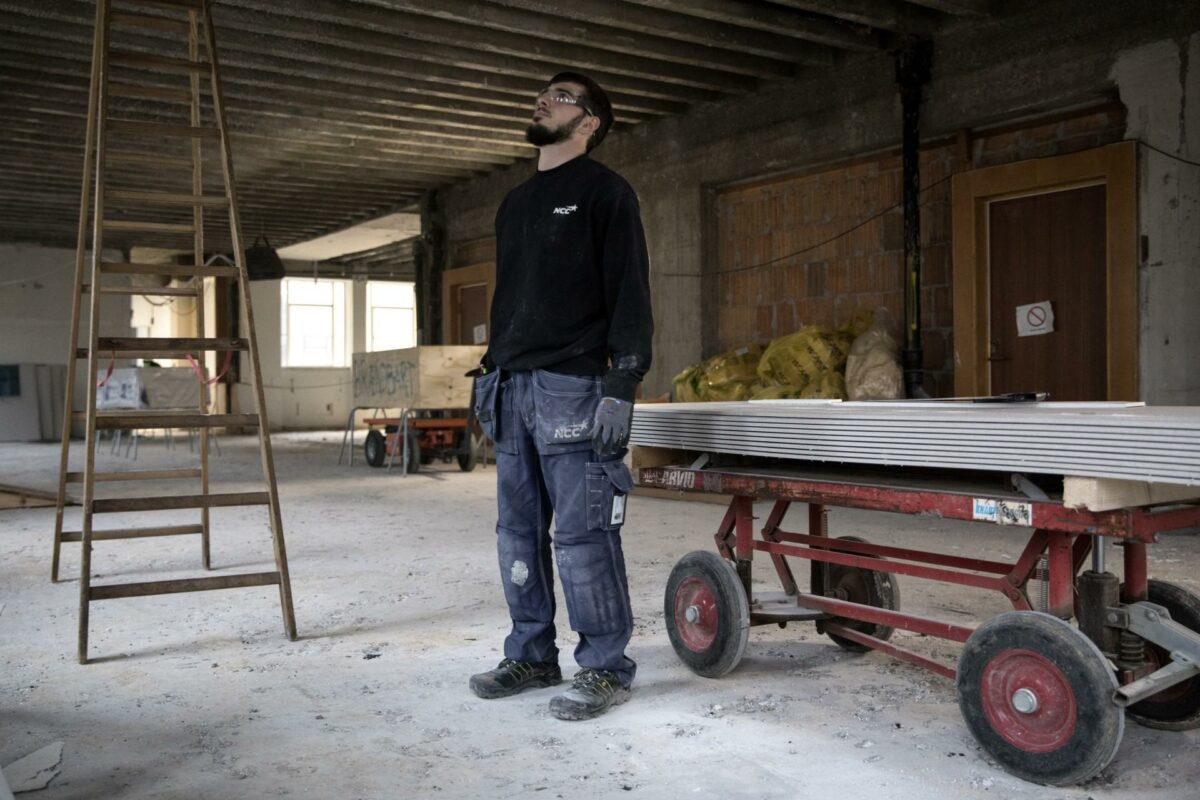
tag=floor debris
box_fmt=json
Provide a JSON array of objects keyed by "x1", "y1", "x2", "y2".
[{"x1": 2, "y1": 742, "x2": 63, "y2": 793}]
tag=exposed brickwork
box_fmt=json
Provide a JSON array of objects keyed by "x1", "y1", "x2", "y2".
[{"x1": 714, "y1": 107, "x2": 1124, "y2": 397}]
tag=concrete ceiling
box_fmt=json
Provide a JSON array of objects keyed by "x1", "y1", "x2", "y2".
[{"x1": 0, "y1": 0, "x2": 990, "y2": 256}]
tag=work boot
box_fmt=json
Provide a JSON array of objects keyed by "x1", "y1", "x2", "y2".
[
  {"x1": 549, "y1": 668, "x2": 631, "y2": 720},
  {"x1": 469, "y1": 658, "x2": 562, "y2": 699}
]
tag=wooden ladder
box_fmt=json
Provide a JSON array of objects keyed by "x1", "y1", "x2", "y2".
[{"x1": 50, "y1": 0, "x2": 297, "y2": 663}]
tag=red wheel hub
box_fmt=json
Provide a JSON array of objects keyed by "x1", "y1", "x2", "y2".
[
  {"x1": 674, "y1": 576, "x2": 719, "y2": 652},
  {"x1": 981, "y1": 647, "x2": 1077, "y2": 752}
]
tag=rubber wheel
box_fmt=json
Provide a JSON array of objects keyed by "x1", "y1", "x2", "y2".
[
  {"x1": 364, "y1": 430, "x2": 386, "y2": 468},
  {"x1": 1125, "y1": 579, "x2": 1200, "y2": 730},
  {"x1": 664, "y1": 551, "x2": 750, "y2": 678},
  {"x1": 403, "y1": 430, "x2": 421, "y2": 474},
  {"x1": 957, "y1": 611, "x2": 1124, "y2": 786},
  {"x1": 810, "y1": 535, "x2": 899, "y2": 651},
  {"x1": 456, "y1": 431, "x2": 477, "y2": 472}
]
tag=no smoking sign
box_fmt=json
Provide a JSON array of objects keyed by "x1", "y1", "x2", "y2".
[{"x1": 1016, "y1": 300, "x2": 1055, "y2": 337}]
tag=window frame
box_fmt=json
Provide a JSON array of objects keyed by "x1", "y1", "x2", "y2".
[{"x1": 280, "y1": 277, "x2": 350, "y2": 368}]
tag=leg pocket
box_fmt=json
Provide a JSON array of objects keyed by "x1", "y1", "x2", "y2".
[
  {"x1": 473, "y1": 371, "x2": 518, "y2": 455},
  {"x1": 532, "y1": 370, "x2": 600, "y2": 455},
  {"x1": 472, "y1": 371, "x2": 500, "y2": 441},
  {"x1": 585, "y1": 460, "x2": 635, "y2": 531}
]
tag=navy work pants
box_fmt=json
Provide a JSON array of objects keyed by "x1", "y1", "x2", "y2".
[{"x1": 473, "y1": 369, "x2": 636, "y2": 688}]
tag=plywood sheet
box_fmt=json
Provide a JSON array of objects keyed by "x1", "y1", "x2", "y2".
[{"x1": 352, "y1": 346, "x2": 485, "y2": 409}]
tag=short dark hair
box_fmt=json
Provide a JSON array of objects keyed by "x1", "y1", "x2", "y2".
[{"x1": 550, "y1": 70, "x2": 613, "y2": 152}]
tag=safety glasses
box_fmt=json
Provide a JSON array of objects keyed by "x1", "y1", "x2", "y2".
[{"x1": 535, "y1": 88, "x2": 594, "y2": 117}]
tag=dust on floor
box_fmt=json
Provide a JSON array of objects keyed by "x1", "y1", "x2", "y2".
[{"x1": 1, "y1": 433, "x2": 1197, "y2": 799}]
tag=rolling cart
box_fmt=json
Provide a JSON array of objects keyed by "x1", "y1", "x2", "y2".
[
  {"x1": 361, "y1": 408, "x2": 480, "y2": 475},
  {"x1": 638, "y1": 460, "x2": 1200, "y2": 786}
]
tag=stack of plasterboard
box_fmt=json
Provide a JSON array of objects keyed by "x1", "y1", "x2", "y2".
[{"x1": 629, "y1": 401, "x2": 1200, "y2": 486}]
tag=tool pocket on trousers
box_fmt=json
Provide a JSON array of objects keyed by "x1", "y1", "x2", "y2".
[
  {"x1": 472, "y1": 371, "x2": 500, "y2": 441},
  {"x1": 586, "y1": 460, "x2": 635, "y2": 531},
  {"x1": 532, "y1": 369, "x2": 600, "y2": 455},
  {"x1": 473, "y1": 372, "x2": 517, "y2": 455}
]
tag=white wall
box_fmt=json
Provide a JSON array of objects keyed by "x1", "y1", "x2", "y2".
[
  {"x1": 0, "y1": 243, "x2": 130, "y2": 365},
  {"x1": 0, "y1": 243, "x2": 132, "y2": 439},
  {"x1": 234, "y1": 278, "x2": 357, "y2": 431},
  {"x1": 1115, "y1": 34, "x2": 1200, "y2": 405}
]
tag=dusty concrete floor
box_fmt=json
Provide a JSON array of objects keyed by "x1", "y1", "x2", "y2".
[{"x1": 1, "y1": 433, "x2": 1198, "y2": 799}]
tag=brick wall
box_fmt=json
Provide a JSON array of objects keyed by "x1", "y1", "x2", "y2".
[{"x1": 713, "y1": 105, "x2": 1124, "y2": 397}]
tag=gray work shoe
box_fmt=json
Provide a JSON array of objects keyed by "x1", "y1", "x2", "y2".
[
  {"x1": 470, "y1": 658, "x2": 562, "y2": 699},
  {"x1": 549, "y1": 668, "x2": 631, "y2": 720}
]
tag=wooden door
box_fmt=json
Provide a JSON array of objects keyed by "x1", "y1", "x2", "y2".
[
  {"x1": 457, "y1": 282, "x2": 489, "y2": 345},
  {"x1": 987, "y1": 184, "x2": 1107, "y2": 400}
]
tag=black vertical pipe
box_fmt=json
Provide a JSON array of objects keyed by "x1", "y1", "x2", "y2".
[
  {"x1": 896, "y1": 39, "x2": 932, "y2": 398},
  {"x1": 418, "y1": 189, "x2": 445, "y2": 345}
]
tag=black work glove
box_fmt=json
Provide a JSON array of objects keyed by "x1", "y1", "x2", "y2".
[{"x1": 592, "y1": 397, "x2": 634, "y2": 456}]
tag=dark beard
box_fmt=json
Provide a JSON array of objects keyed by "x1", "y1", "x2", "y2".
[{"x1": 525, "y1": 114, "x2": 583, "y2": 147}]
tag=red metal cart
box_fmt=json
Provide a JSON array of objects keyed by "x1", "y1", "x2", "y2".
[
  {"x1": 362, "y1": 410, "x2": 478, "y2": 474},
  {"x1": 637, "y1": 460, "x2": 1200, "y2": 786}
]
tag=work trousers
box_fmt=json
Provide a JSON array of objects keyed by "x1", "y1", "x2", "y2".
[{"x1": 473, "y1": 369, "x2": 637, "y2": 688}]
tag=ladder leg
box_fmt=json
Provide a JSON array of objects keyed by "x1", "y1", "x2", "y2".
[
  {"x1": 79, "y1": 0, "x2": 114, "y2": 664},
  {"x1": 53, "y1": 0, "x2": 109, "y2": 585},
  {"x1": 189, "y1": 9, "x2": 212, "y2": 571},
  {"x1": 203, "y1": 0, "x2": 297, "y2": 640}
]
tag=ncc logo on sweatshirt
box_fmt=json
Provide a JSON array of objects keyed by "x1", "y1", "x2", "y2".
[{"x1": 552, "y1": 204, "x2": 578, "y2": 216}]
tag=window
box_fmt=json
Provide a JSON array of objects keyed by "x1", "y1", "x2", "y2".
[
  {"x1": 366, "y1": 281, "x2": 417, "y2": 352},
  {"x1": 280, "y1": 278, "x2": 349, "y2": 367}
]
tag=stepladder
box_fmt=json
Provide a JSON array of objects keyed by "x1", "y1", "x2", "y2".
[{"x1": 50, "y1": 0, "x2": 297, "y2": 663}]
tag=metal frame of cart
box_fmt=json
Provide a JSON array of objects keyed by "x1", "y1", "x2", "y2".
[
  {"x1": 639, "y1": 463, "x2": 1200, "y2": 786},
  {"x1": 339, "y1": 406, "x2": 484, "y2": 476}
]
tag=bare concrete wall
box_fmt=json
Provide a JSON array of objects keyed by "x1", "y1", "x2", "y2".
[
  {"x1": 1115, "y1": 33, "x2": 1200, "y2": 404},
  {"x1": 441, "y1": 0, "x2": 1200, "y2": 399}
]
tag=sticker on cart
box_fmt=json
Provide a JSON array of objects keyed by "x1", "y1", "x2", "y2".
[
  {"x1": 973, "y1": 498, "x2": 998, "y2": 521},
  {"x1": 973, "y1": 498, "x2": 1033, "y2": 526},
  {"x1": 997, "y1": 500, "x2": 1033, "y2": 526}
]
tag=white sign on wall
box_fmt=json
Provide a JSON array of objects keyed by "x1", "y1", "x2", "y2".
[{"x1": 1016, "y1": 300, "x2": 1055, "y2": 337}]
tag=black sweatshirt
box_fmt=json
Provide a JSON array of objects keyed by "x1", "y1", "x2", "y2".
[{"x1": 485, "y1": 155, "x2": 653, "y2": 402}]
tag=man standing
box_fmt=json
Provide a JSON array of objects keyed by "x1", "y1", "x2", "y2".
[{"x1": 469, "y1": 72, "x2": 653, "y2": 720}]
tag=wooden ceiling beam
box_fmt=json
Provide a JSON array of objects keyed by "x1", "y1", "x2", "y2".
[
  {"x1": 482, "y1": 0, "x2": 859, "y2": 59},
  {"x1": 2, "y1": 103, "x2": 533, "y2": 160},
  {"x1": 900, "y1": 0, "x2": 993, "y2": 16},
  {"x1": 2, "y1": 3, "x2": 712, "y2": 107},
  {"x1": 763, "y1": 0, "x2": 941, "y2": 34},
  {"x1": 236, "y1": 0, "x2": 806, "y2": 76},
  {"x1": 617, "y1": 0, "x2": 886, "y2": 50},
  {"x1": 217, "y1": 0, "x2": 772, "y2": 89}
]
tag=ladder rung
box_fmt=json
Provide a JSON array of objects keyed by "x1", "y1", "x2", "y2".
[
  {"x1": 92, "y1": 491, "x2": 270, "y2": 513},
  {"x1": 118, "y1": 0, "x2": 205, "y2": 12},
  {"x1": 109, "y1": 51, "x2": 210, "y2": 75},
  {"x1": 100, "y1": 262, "x2": 238, "y2": 278},
  {"x1": 110, "y1": 11, "x2": 191, "y2": 33},
  {"x1": 108, "y1": 152, "x2": 195, "y2": 169},
  {"x1": 108, "y1": 119, "x2": 220, "y2": 139},
  {"x1": 107, "y1": 189, "x2": 228, "y2": 207},
  {"x1": 96, "y1": 336, "x2": 246, "y2": 353},
  {"x1": 61, "y1": 524, "x2": 204, "y2": 542},
  {"x1": 89, "y1": 572, "x2": 280, "y2": 601},
  {"x1": 80, "y1": 411, "x2": 258, "y2": 429},
  {"x1": 83, "y1": 284, "x2": 199, "y2": 297},
  {"x1": 108, "y1": 82, "x2": 193, "y2": 103},
  {"x1": 66, "y1": 468, "x2": 203, "y2": 483},
  {"x1": 103, "y1": 220, "x2": 195, "y2": 234}
]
